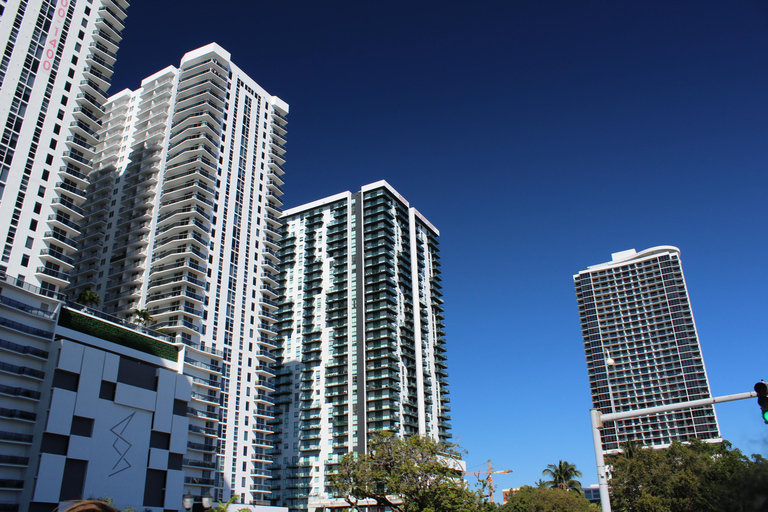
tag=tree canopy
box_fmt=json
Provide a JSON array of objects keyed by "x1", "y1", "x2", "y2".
[
  {"x1": 499, "y1": 486, "x2": 594, "y2": 512},
  {"x1": 76, "y1": 289, "x2": 101, "y2": 308},
  {"x1": 608, "y1": 438, "x2": 768, "y2": 512},
  {"x1": 131, "y1": 308, "x2": 153, "y2": 326},
  {"x1": 541, "y1": 460, "x2": 583, "y2": 493},
  {"x1": 329, "y1": 433, "x2": 488, "y2": 512}
]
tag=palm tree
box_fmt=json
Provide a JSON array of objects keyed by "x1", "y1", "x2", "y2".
[
  {"x1": 76, "y1": 290, "x2": 101, "y2": 309},
  {"x1": 131, "y1": 308, "x2": 153, "y2": 326},
  {"x1": 533, "y1": 478, "x2": 548, "y2": 489},
  {"x1": 620, "y1": 440, "x2": 643, "y2": 459},
  {"x1": 542, "y1": 460, "x2": 582, "y2": 494}
]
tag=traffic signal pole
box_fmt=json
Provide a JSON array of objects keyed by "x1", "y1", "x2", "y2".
[{"x1": 590, "y1": 390, "x2": 757, "y2": 512}]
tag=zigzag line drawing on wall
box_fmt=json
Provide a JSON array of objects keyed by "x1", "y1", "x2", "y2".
[{"x1": 109, "y1": 412, "x2": 135, "y2": 476}]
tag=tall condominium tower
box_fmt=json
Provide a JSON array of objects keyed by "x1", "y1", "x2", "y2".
[
  {"x1": 0, "y1": 0, "x2": 129, "y2": 293},
  {"x1": 66, "y1": 44, "x2": 288, "y2": 505},
  {"x1": 574, "y1": 246, "x2": 720, "y2": 453},
  {"x1": 270, "y1": 181, "x2": 451, "y2": 511},
  {"x1": 0, "y1": 3, "x2": 129, "y2": 511}
]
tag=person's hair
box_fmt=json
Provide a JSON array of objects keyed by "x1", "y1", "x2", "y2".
[{"x1": 58, "y1": 500, "x2": 119, "y2": 512}]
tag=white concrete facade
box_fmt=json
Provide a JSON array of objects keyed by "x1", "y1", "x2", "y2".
[
  {"x1": 31, "y1": 319, "x2": 192, "y2": 512},
  {"x1": 271, "y1": 181, "x2": 451, "y2": 511},
  {"x1": 574, "y1": 246, "x2": 720, "y2": 453},
  {"x1": 0, "y1": 275, "x2": 62, "y2": 512},
  {"x1": 65, "y1": 44, "x2": 288, "y2": 506},
  {"x1": 0, "y1": 266, "x2": 203, "y2": 512},
  {"x1": 0, "y1": 0, "x2": 129, "y2": 294}
]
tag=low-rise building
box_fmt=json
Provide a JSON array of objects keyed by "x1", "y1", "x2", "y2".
[{"x1": 0, "y1": 273, "x2": 285, "y2": 512}]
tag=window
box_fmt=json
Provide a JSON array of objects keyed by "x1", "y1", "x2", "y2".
[
  {"x1": 20, "y1": 255, "x2": 29, "y2": 267},
  {"x1": 29, "y1": 219, "x2": 37, "y2": 231}
]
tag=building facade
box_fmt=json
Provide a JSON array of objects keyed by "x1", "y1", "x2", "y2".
[
  {"x1": 0, "y1": 0, "x2": 129, "y2": 294},
  {"x1": 270, "y1": 181, "x2": 451, "y2": 510},
  {"x1": 574, "y1": 247, "x2": 720, "y2": 452},
  {"x1": 0, "y1": 272, "x2": 197, "y2": 512},
  {"x1": 0, "y1": 274, "x2": 62, "y2": 512},
  {"x1": 0, "y1": 3, "x2": 131, "y2": 510},
  {"x1": 65, "y1": 44, "x2": 288, "y2": 505}
]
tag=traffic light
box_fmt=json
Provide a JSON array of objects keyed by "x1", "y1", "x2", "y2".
[{"x1": 755, "y1": 381, "x2": 768, "y2": 423}]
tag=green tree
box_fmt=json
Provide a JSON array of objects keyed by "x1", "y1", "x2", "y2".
[
  {"x1": 330, "y1": 433, "x2": 488, "y2": 512},
  {"x1": 131, "y1": 308, "x2": 153, "y2": 326},
  {"x1": 209, "y1": 495, "x2": 238, "y2": 512},
  {"x1": 608, "y1": 438, "x2": 768, "y2": 512},
  {"x1": 542, "y1": 460, "x2": 582, "y2": 493},
  {"x1": 499, "y1": 486, "x2": 593, "y2": 512},
  {"x1": 76, "y1": 289, "x2": 101, "y2": 308}
]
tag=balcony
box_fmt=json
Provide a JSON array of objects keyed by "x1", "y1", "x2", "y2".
[
  {"x1": 184, "y1": 477, "x2": 215, "y2": 487},
  {"x1": 35, "y1": 266, "x2": 69, "y2": 287}
]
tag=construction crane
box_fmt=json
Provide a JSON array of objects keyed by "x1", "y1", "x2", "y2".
[{"x1": 464, "y1": 461, "x2": 513, "y2": 504}]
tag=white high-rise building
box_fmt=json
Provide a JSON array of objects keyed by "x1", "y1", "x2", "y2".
[
  {"x1": 66, "y1": 44, "x2": 288, "y2": 505},
  {"x1": 0, "y1": 0, "x2": 129, "y2": 293},
  {"x1": 574, "y1": 246, "x2": 720, "y2": 453},
  {"x1": 0, "y1": 3, "x2": 129, "y2": 511},
  {"x1": 270, "y1": 181, "x2": 451, "y2": 511}
]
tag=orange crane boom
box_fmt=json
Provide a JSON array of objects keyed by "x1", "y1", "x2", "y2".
[{"x1": 464, "y1": 461, "x2": 513, "y2": 503}]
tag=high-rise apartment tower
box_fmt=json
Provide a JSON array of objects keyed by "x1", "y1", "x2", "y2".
[
  {"x1": 270, "y1": 181, "x2": 451, "y2": 511},
  {"x1": 0, "y1": 2, "x2": 129, "y2": 510},
  {"x1": 574, "y1": 246, "x2": 720, "y2": 452},
  {"x1": 0, "y1": 0, "x2": 129, "y2": 293},
  {"x1": 66, "y1": 44, "x2": 288, "y2": 505}
]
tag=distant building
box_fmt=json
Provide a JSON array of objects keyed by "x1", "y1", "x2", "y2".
[
  {"x1": 269, "y1": 181, "x2": 451, "y2": 510},
  {"x1": 574, "y1": 247, "x2": 720, "y2": 453},
  {"x1": 582, "y1": 484, "x2": 600, "y2": 503}
]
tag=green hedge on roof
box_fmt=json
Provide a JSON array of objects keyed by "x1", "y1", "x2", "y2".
[{"x1": 58, "y1": 308, "x2": 178, "y2": 362}]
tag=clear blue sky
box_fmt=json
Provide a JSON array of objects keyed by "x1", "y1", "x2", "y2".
[{"x1": 111, "y1": 0, "x2": 768, "y2": 498}]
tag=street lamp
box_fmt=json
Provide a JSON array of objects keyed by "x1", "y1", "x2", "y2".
[
  {"x1": 591, "y1": 390, "x2": 758, "y2": 512},
  {"x1": 182, "y1": 494, "x2": 194, "y2": 511},
  {"x1": 183, "y1": 493, "x2": 214, "y2": 512},
  {"x1": 604, "y1": 350, "x2": 617, "y2": 415}
]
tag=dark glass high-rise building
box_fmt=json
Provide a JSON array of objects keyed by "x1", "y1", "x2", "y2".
[
  {"x1": 270, "y1": 181, "x2": 451, "y2": 511},
  {"x1": 574, "y1": 246, "x2": 720, "y2": 452}
]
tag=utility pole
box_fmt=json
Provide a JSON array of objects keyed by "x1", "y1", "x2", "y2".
[{"x1": 590, "y1": 391, "x2": 757, "y2": 512}]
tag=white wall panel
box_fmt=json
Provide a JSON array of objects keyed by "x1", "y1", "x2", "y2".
[
  {"x1": 46, "y1": 388, "x2": 76, "y2": 435},
  {"x1": 33, "y1": 453, "x2": 66, "y2": 502},
  {"x1": 58, "y1": 340, "x2": 84, "y2": 373},
  {"x1": 75, "y1": 347, "x2": 106, "y2": 418},
  {"x1": 115, "y1": 383, "x2": 156, "y2": 411}
]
